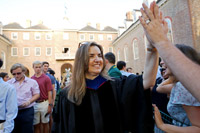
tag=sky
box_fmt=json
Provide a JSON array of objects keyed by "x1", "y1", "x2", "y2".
[{"x1": 0, "y1": 0, "x2": 144, "y2": 29}]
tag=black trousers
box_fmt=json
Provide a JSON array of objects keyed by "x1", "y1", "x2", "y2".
[{"x1": 12, "y1": 106, "x2": 34, "y2": 133}]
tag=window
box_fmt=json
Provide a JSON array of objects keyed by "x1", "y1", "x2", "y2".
[
  {"x1": 23, "y1": 47, "x2": 30, "y2": 56},
  {"x1": 124, "y1": 45, "x2": 129, "y2": 62},
  {"x1": 46, "y1": 47, "x2": 52, "y2": 56},
  {"x1": 35, "y1": 47, "x2": 41, "y2": 56},
  {"x1": 63, "y1": 48, "x2": 69, "y2": 53},
  {"x1": 117, "y1": 50, "x2": 120, "y2": 61},
  {"x1": 80, "y1": 34, "x2": 85, "y2": 41},
  {"x1": 1, "y1": 51, "x2": 5, "y2": 69},
  {"x1": 98, "y1": 34, "x2": 103, "y2": 41},
  {"x1": 144, "y1": 35, "x2": 148, "y2": 53},
  {"x1": 11, "y1": 32, "x2": 18, "y2": 40},
  {"x1": 23, "y1": 33, "x2": 29, "y2": 40},
  {"x1": 107, "y1": 35, "x2": 112, "y2": 41},
  {"x1": 35, "y1": 33, "x2": 41, "y2": 40},
  {"x1": 109, "y1": 47, "x2": 113, "y2": 52},
  {"x1": 11, "y1": 47, "x2": 18, "y2": 56},
  {"x1": 165, "y1": 18, "x2": 174, "y2": 43},
  {"x1": 133, "y1": 39, "x2": 139, "y2": 60},
  {"x1": 46, "y1": 33, "x2": 52, "y2": 40},
  {"x1": 89, "y1": 34, "x2": 94, "y2": 41},
  {"x1": 63, "y1": 33, "x2": 69, "y2": 40}
]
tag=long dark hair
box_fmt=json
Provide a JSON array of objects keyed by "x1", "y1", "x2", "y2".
[{"x1": 175, "y1": 44, "x2": 200, "y2": 65}]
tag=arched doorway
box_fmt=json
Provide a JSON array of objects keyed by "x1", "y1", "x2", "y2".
[{"x1": 61, "y1": 63, "x2": 73, "y2": 84}]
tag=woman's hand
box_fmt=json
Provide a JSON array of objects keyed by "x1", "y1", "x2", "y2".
[
  {"x1": 139, "y1": 2, "x2": 170, "y2": 47},
  {"x1": 153, "y1": 104, "x2": 165, "y2": 130}
]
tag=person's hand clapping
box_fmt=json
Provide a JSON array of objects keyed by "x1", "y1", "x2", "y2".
[{"x1": 139, "y1": 1, "x2": 169, "y2": 47}]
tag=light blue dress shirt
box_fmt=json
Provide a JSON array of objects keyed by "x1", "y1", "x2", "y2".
[{"x1": 0, "y1": 78, "x2": 18, "y2": 133}]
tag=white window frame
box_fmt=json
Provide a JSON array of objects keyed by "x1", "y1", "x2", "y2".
[
  {"x1": 165, "y1": 18, "x2": 174, "y2": 43},
  {"x1": 23, "y1": 32, "x2": 29, "y2": 40},
  {"x1": 46, "y1": 47, "x2": 52, "y2": 56},
  {"x1": 124, "y1": 46, "x2": 129, "y2": 62},
  {"x1": 1, "y1": 51, "x2": 6, "y2": 69},
  {"x1": 109, "y1": 47, "x2": 113, "y2": 53},
  {"x1": 89, "y1": 34, "x2": 94, "y2": 41},
  {"x1": 117, "y1": 50, "x2": 120, "y2": 61},
  {"x1": 11, "y1": 32, "x2": 18, "y2": 40},
  {"x1": 23, "y1": 47, "x2": 30, "y2": 56},
  {"x1": 35, "y1": 32, "x2": 41, "y2": 40},
  {"x1": 46, "y1": 33, "x2": 52, "y2": 40},
  {"x1": 144, "y1": 35, "x2": 148, "y2": 53},
  {"x1": 35, "y1": 47, "x2": 41, "y2": 56},
  {"x1": 11, "y1": 47, "x2": 18, "y2": 56},
  {"x1": 133, "y1": 40, "x2": 139, "y2": 60},
  {"x1": 79, "y1": 34, "x2": 85, "y2": 41},
  {"x1": 98, "y1": 34, "x2": 103, "y2": 41},
  {"x1": 107, "y1": 35, "x2": 112, "y2": 41},
  {"x1": 63, "y1": 33, "x2": 69, "y2": 40}
]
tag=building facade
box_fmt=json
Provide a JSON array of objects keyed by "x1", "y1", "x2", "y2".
[
  {"x1": 112, "y1": 0, "x2": 200, "y2": 74},
  {"x1": 2, "y1": 22, "x2": 118, "y2": 80}
]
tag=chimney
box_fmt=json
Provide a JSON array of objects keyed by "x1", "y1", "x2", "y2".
[
  {"x1": 126, "y1": 11, "x2": 133, "y2": 20},
  {"x1": 124, "y1": 11, "x2": 133, "y2": 29},
  {"x1": 26, "y1": 20, "x2": 31, "y2": 28},
  {"x1": 118, "y1": 26, "x2": 125, "y2": 36},
  {"x1": 96, "y1": 23, "x2": 100, "y2": 30},
  {"x1": 87, "y1": 22, "x2": 91, "y2": 26}
]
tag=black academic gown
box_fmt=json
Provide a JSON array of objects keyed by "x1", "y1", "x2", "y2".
[{"x1": 52, "y1": 75, "x2": 154, "y2": 133}]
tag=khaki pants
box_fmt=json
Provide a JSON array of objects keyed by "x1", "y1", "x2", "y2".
[{"x1": 0, "y1": 123, "x2": 4, "y2": 133}]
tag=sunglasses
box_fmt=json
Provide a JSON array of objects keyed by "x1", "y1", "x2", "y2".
[
  {"x1": 12, "y1": 72, "x2": 22, "y2": 76},
  {"x1": 78, "y1": 41, "x2": 91, "y2": 48}
]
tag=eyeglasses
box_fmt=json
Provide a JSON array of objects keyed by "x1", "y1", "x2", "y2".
[{"x1": 12, "y1": 72, "x2": 22, "y2": 76}]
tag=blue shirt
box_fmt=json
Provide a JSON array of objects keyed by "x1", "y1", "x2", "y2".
[
  {"x1": 0, "y1": 78, "x2": 18, "y2": 133},
  {"x1": 46, "y1": 73, "x2": 55, "y2": 85}
]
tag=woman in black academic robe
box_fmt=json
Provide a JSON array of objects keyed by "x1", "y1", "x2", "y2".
[{"x1": 52, "y1": 41, "x2": 158, "y2": 133}]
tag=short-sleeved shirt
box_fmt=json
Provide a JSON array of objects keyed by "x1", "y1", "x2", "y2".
[
  {"x1": 46, "y1": 73, "x2": 55, "y2": 85},
  {"x1": 7, "y1": 76, "x2": 40, "y2": 108},
  {"x1": 108, "y1": 65, "x2": 122, "y2": 78},
  {"x1": 167, "y1": 82, "x2": 200, "y2": 126},
  {"x1": 31, "y1": 73, "x2": 52, "y2": 100}
]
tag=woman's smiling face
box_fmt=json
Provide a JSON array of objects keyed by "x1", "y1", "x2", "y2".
[{"x1": 85, "y1": 46, "x2": 103, "y2": 79}]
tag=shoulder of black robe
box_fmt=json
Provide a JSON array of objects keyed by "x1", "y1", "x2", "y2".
[
  {"x1": 52, "y1": 87, "x2": 75, "y2": 133},
  {"x1": 118, "y1": 75, "x2": 154, "y2": 133}
]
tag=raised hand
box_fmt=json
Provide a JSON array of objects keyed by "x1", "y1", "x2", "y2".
[{"x1": 139, "y1": 2, "x2": 169, "y2": 47}]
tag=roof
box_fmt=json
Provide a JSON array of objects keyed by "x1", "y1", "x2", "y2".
[
  {"x1": 0, "y1": 34, "x2": 12, "y2": 44},
  {"x1": 27, "y1": 24, "x2": 50, "y2": 30},
  {"x1": 79, "y1": 25, "x2": 99, "y2": 31},
  {"x1": 102, "y1": 26, "x2": 117, "y2": 32},
  {"x1": 3, "y1": 22, "x2": 24, "y2": 29}
]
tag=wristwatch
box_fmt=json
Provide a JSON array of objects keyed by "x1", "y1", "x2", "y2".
[{"x1": 49, "y1": 104, "x2": 53, "y2": 107}]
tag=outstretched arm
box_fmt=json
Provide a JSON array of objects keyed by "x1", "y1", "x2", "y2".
[
  {"x1": 139, "y1": 1, "x2": 200, "y2": 101},
  {"x1": 153, "y1": 104, "x2": 200, "y2": 133},
  {"x1": 143, "y1": 44, "x2": 159, "y2": 89}
]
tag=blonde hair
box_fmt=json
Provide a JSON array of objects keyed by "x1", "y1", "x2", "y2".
[
  {"x1": 68, "y1": 42, "x2": 109, "y2": 105},
  {"x1": 32, "y1": 61, "x2": 42, "y2": 67}
]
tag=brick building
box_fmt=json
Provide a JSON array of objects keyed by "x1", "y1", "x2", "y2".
[
  {"x1": 112, "y1": 0, "x2": 200, "y2": 74},
  {"x1": 1, "y1": 21, "x2": 117, "y2": 80}
]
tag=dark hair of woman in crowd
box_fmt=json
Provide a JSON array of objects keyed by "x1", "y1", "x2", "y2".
[{"x1": 175, "y1": 44, "x2": 200, "y2": 65}]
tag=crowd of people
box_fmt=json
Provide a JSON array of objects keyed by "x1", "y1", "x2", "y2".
[{"x1": 1, "y1": 1, "x2": 200, "y2": 133}]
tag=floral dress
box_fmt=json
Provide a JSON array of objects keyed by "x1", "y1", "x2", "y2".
[{"x1": 167, "y1": 82, "x2": 200, "y2": 126}]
